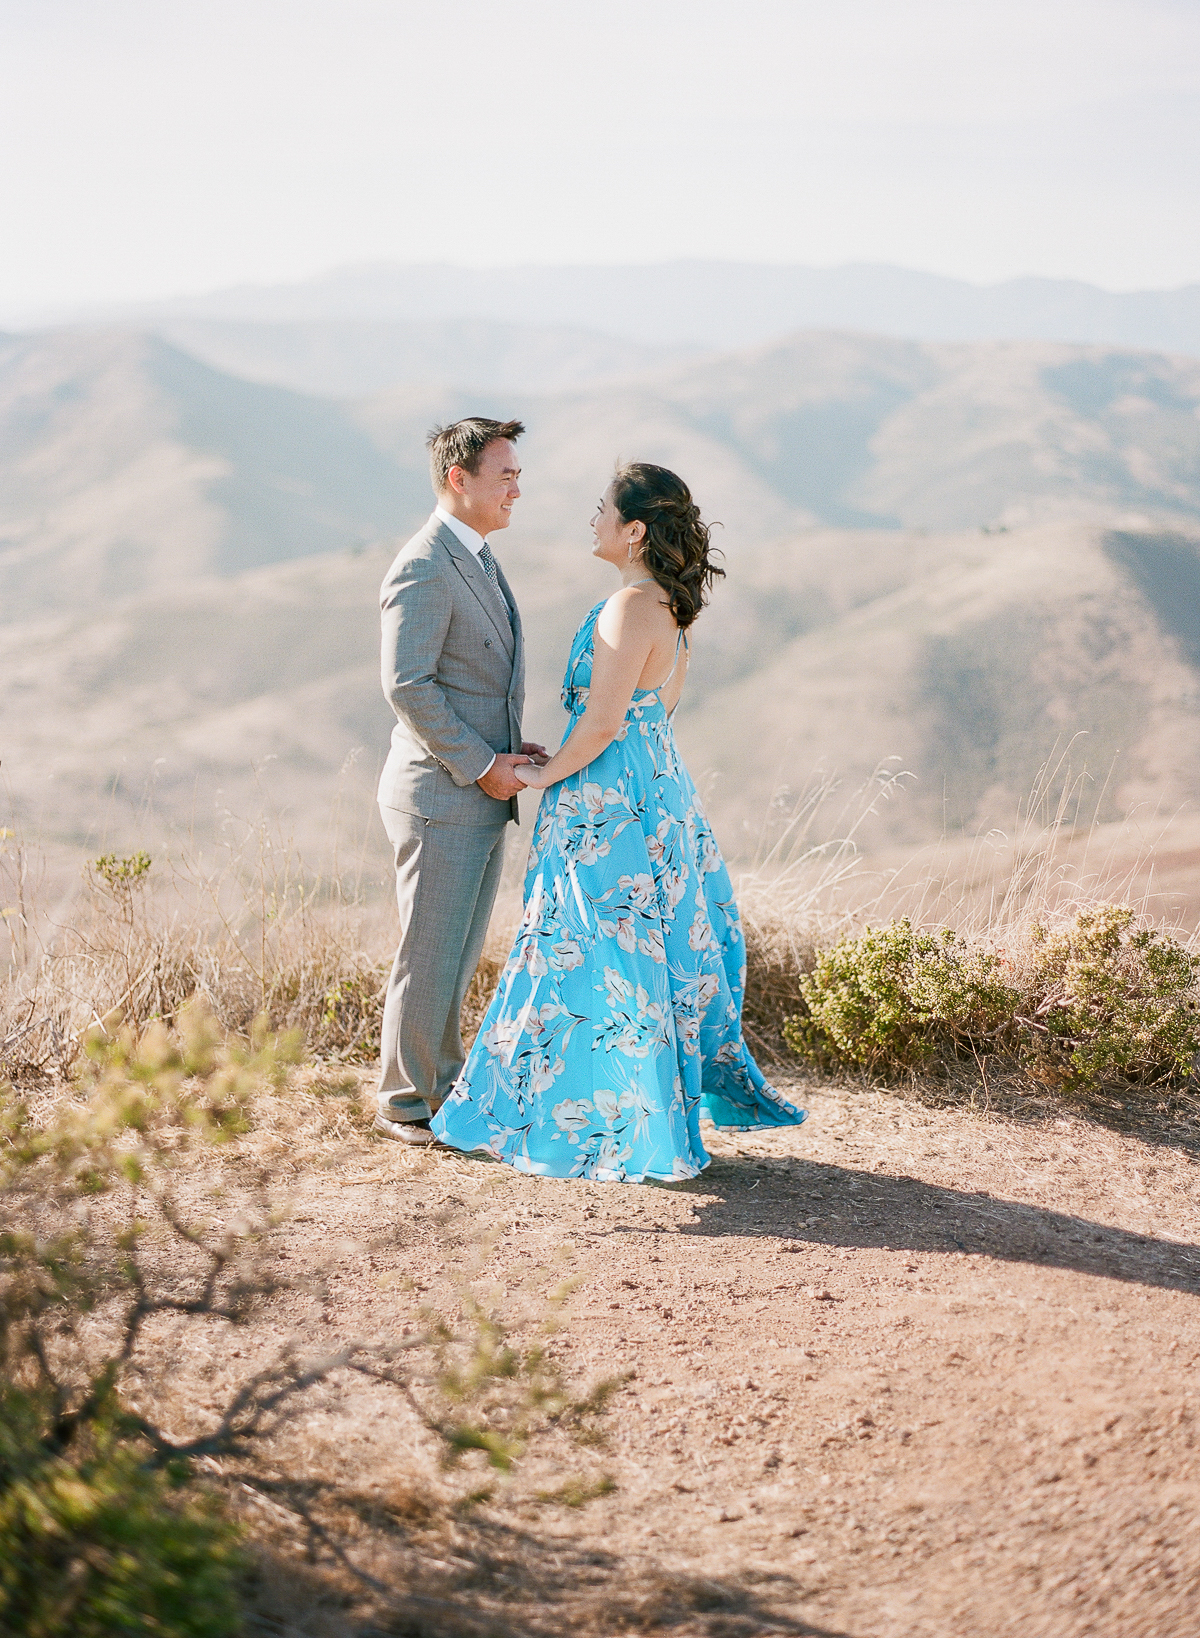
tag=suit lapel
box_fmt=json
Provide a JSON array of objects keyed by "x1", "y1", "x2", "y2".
[
  {"x1": 495, "y1": 556, "x2": 524, "y2": 678},
  {"x1": 435, "y1": 523, "x2": 515, "y2": 656}
]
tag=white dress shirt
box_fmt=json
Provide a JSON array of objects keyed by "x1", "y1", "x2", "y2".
[
  {"x1": 434, "y1": 503, "x2": 490, "y2": 558},
  {"x1": 434, "y1": 505, "x2": 500, "y2": 780}
]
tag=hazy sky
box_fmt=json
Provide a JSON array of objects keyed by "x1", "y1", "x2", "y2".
[{"x1": 2, "y1": 0, "x2": 1198, "y2": 314}]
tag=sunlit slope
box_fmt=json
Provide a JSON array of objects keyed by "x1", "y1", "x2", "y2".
[
  {"x1": 678, "y1": 521, "x2": 1200, "y2": 838},
  {"x1": 594, "y1": 332, "x2": 1200, "y2": 532},
  {"x1": 5, "y1": 324, "x2": 1200, "y2": 627},
  {"x1": 5, "y1": 324, "x2": 1200, "y2": 861},
  {"x1": 0, "y1": 328, "x2": 428, "y2": 621},
  {"x1": 351, "y1": 331, "x2": 1200, "y2": 536}
]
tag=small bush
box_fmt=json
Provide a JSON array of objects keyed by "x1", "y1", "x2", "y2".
[
  {"x1": 784, "y1": 905, "x2": 1200, "y2": 1095},
  {"x1": 1022, "y1": 903, "x2": 1200, "y2": 1089},
  {"x1": 0, "y1": 1394, "x2": 243, "y2": 1638},
  {"x1": 0, "y1": 1003, "x2": 301, "y2": 1637},
  {"x1": 785, "y1": 920, "x2": 1018, "y2": 1073}
]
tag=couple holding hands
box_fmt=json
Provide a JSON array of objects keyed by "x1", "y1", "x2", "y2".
[{"x1": 374, "y1": 417, "x2": 805, "y2": 1183}]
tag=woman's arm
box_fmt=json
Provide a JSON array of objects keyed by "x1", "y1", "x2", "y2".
[{"x1": 515, "y1": 590, "x2": 661, "y2": 789}]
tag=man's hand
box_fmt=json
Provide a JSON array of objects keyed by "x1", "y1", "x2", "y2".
[
  {"x1": 477, "y1": 753, "x2": 532, "y2": 800},
  {"x1": 521, "y1": 740, "x2": 550, "y2": 765}
]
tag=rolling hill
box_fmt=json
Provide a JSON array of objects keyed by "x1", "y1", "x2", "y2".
[
  {"x1": 5, "y1": 322, "x2": 1200, "y2": 873},
  {"x1": 5, "y1": 516, "x2": 1200, "y2": 871},
  {"x1": 0, "y1": 328, "x2": 430, "y2": 621}
]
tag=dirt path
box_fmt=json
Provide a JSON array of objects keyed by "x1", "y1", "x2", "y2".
[{"x1": 180, "y1": 1074, "x2": 1200, "y2": 1636}]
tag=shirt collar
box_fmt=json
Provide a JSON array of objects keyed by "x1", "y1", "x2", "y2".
[{"x1": 434, "y1": 504, "x2": 487, "y2": 557}]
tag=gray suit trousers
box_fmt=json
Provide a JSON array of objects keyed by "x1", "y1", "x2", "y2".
[{"x1": 376, "y1": 805, "x2": 507, "y2": 1114}]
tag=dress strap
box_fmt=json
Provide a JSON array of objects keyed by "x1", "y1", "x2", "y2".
[{"x1": 645, "y1": 627, "x2": 688, "y2": 694}]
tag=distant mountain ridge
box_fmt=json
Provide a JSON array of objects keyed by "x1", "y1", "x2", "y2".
[
  {"x1": 146, "y1": 317, "x2": 697, "y2": 399},
  {"x1": 55, "y1": 260, "x2": 1200, "y2": 357},
  {"x1": 352, "y1": 330, "x2": 1200, "y2": 535}
]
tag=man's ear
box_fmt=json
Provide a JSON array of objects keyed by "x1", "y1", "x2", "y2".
[{"x1": 446, "y1": 465, "x2": 468, "y2": 496}]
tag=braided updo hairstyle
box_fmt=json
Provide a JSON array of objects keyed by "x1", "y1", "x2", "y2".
[{"x1": 611, "y1": 462, "x2": 724, "y2": 628}]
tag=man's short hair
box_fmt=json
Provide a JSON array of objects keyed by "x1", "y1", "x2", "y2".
[{"x1": 426, "y1": 417, "x2": 525, "y2": 493}]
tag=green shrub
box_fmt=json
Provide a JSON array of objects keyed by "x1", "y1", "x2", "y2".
[
  {"x1": 1023, "y1": 903, "x2": 1200, "y2": 1089},
  {"x1": 0, "y1": 1002, "x2": 302, "y2": 1637},
  {"x1": 783, "y1": 905, "x2": 1200, "y2": 1094},
  {"x1": 784, "y1": 920, "x2": 1019, "y2": 1072},
  {"x1": 2, "y1": 1001, "x2": 619, "y2": 1632},
  {"x1": 0, "y1": 1391, "x2": 242, "y2": 1638}
]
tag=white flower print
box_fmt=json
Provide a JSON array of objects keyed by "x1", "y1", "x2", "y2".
[
  {"x1": 530, "y1": 1054, "x2": 565, "y2": 1094},
  {"x1": 675, "y1": 1010, "x2": 700, "y2": 1054},
  {"x1": 592, "y1": 1085, "x2": 634, "y2": 1123},
  {"x1": 661, "y1": 868, "x2": 688, "y2": 913},
  {"x1": 550, "y1": 937, "x2": 585, "y2": 970},
  {"x1": 697, "y1": 973, "x2": 721, "y2": 1010},
  {"x1": 571, "y1": 831, "x2": 609, "y2": 867},
  {"x1": 602, "y1": 967, "x2": 634, "y2": 1007},
  {"x1": 553, "y1": 1097, "x2": 594, "y2": 1140},
  {"x1": 592, "y1": 1135, "x2": 632, "y2": 1175},
  {"x1": 645, "y1": 818, "x2": 672, "y2": 864},
  {"x1": 689, "y1": 908, "x2": 715, "y2": 951},
  {"x1": 619, "y1": 872, "x2": 657, "y2": 910},
  {"x1": 638, "y1": 926, "x2": 667, "y2": 964},
  {"x1": 482, "y1": 1011, "x2": 522, "y2": 1064}
]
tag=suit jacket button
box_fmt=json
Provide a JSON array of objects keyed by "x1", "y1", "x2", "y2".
[{"x1": 484, "y1": 639, "x2": 493, "y2": 648}]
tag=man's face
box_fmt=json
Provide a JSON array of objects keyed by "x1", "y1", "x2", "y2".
[{"x1": 452, "y1": 439, "x2": 522, "y2": 537}]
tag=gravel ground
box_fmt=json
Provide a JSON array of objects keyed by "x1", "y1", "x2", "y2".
[{"x1": 132, "y1": 1071, "x2": 1200, "y2": 1637}]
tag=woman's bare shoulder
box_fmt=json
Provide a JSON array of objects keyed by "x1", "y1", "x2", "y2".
[{"x1": 600, "y1": 581, "x2": 674, "y2": 631}]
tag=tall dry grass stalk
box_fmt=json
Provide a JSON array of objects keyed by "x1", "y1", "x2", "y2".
[
  {"x1": 4, "y1": 751, "x2": 1194, "y2": 1088},
  {"x1": 736, "y1": 763, "x2": 915, "y2": 1057},
  {"x1": 735, "y1": 752, "x2": 1200, "y2": 1062},
  {"x1": 1, "y1": 815, "x2": 380, "y2": 1082},
  {"x1": 0, "y1": 799, "x2": 523, "y2": 1087}
]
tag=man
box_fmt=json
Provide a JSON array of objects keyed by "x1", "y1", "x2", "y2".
[{"x1": 374, "y1": 417, "x2": 546, "y2": 1145}]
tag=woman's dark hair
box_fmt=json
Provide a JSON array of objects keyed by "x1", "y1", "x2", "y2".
[{"x1": 611, "y1": 462, "x2": 724, "y2": 628}]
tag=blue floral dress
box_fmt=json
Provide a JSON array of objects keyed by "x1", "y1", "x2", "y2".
[{"x1": 431, "y1": 598, "x2": 807, "y2": 1182}]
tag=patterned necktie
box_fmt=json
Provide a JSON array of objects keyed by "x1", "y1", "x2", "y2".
[{"x1": 478, "y1": 540, "x2": 501, "y2": 590}]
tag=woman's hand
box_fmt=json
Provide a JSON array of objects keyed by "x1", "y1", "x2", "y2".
[{"x1": 514, "y1": 763, "x2": 551, "y2": 789}]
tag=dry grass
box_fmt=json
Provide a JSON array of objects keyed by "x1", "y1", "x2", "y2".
[
  {"x1": 0, "y1": 802, "x2": 527, "y2": 1090},
  {"x1": 5, "y1": 758, "x2": 1200, "y2": 1114}
]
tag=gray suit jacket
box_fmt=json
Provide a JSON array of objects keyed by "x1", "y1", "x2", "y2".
[{"x1": 377, "y1": 514, "x2": 525, "y2": 825}]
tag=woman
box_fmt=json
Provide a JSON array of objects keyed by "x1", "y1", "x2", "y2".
[{"x1": 431, "y1": 463, "x2": 806, "y2": 1181}]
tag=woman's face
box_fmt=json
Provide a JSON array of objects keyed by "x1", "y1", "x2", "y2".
[{"x1": 590, "y1": 483, "x2": 643, "y2": 567}]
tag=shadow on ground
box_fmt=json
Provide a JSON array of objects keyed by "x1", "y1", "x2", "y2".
[
  {"x1": 639, "y1": 1157, "x2": 1200, "y2": 1298},
  {"x1": 242, "y1": 1495, "x2": 852, "y2": 1637}
]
